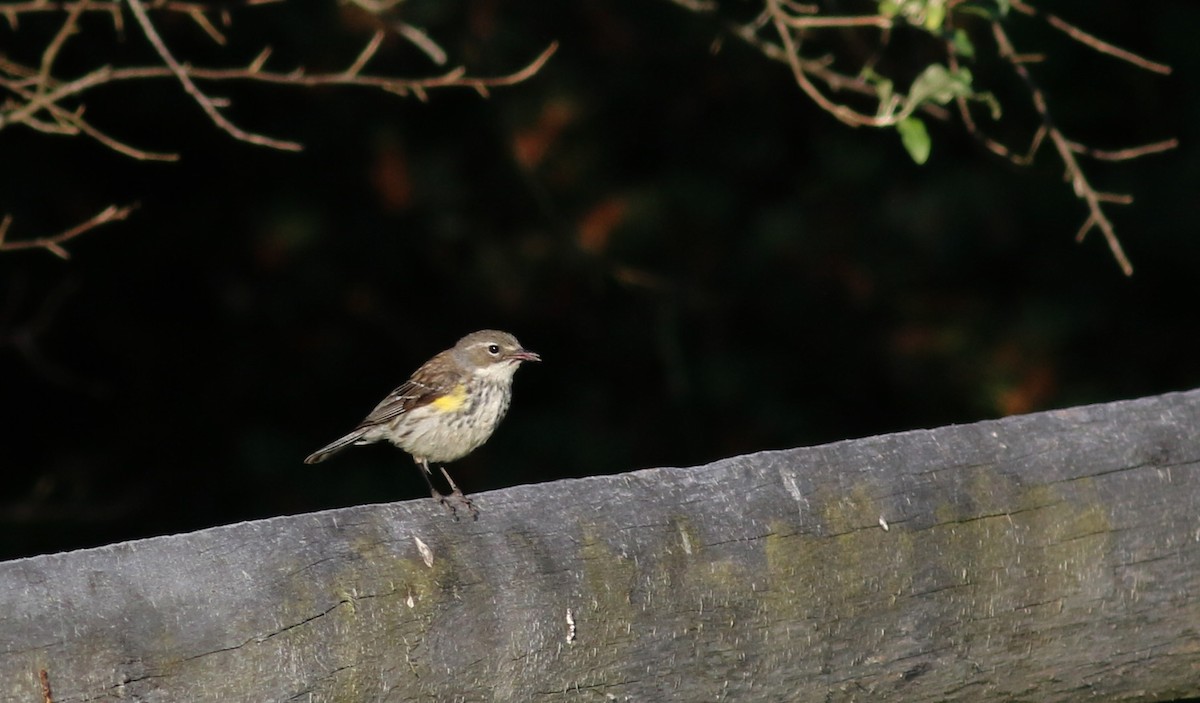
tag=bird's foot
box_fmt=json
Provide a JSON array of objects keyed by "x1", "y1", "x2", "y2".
[
  {"x1": 453, "y1": 490, "x2": 479, "y2": 521},
  {"x1": 433, "y1": 491, "x2": 478, "y2": 521}
]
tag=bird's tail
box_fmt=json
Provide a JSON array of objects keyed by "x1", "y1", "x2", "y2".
[{"x1": 304, "y1": 428, "x2": 368, "y2": 464}]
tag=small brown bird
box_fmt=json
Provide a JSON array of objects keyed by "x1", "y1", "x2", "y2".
[{"x1": 305, "y1": 330, "x2": 539, "y2": 518}]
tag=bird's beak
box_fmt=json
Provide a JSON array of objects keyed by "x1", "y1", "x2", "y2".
[{"x1": 510, "y1": 349, "x2": 541, "y2": 363}]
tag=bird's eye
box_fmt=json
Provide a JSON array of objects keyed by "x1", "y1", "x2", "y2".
[{"x1": 487, "y1": 344, "x2": 500, "y2": 355}]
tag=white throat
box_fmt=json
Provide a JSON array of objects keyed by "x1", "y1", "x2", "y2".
[{"x1": 475, "y1": 360, "x2": 521, "y2": 383}]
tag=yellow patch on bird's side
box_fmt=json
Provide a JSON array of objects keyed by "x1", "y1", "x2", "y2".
[{"x1": 431, "y1": 385, "x2": 468, "y2": 412}]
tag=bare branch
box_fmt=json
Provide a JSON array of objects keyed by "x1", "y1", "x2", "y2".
[
  {"x1": 393, "y1": 22, "x2": 448, "y2": 66},
  {"x1": 775, "y1": 14, "x2": 893, "y2": 30},
  {"x1": 0, "y1": 204, "x2": 136, "y2": 258},
  {"x1": 248, "y1": 47, "x2": 272, "y2": 73},
  {"x1": 344, "y1": 30, "x2": 386, "y2": 77},
  {"x1": 1, "y1": 0, "x2": 252, "y2": 35},
  {"x1": 53, "y1": 103, "x2": 181, "y2": 160},
  {"x1": 0, "y1": 0, "x2": 558, "y2": 263},
  {"x1": 700, "y1": 0, "x2": 1176, "y2": 273},
  {"x1": 779, "y1": 0, "x2": 818, "y2": 13},
  {"x1": 946, "y1": 7, "x2": 1176, "y2": 275},
  {"x1": 764, "y1": 0, "x2": 896, "y2": 128},
  {"x1": 728, "y1": 18, "x2": 951, "y2": 123},
  {"x1": 947, "y1": 29, "x2": 1045, "y2": 167},
  {"x1": 1010, "y1": 0, "x2": 1172, "y2": 75},
  {"x1": 36, "y1": 0, "x2": 88, "y2": 97},
  {"x1": 1, "y1": 63, "x2": 182, "y2": 159},
  {"x1": 2, "y1": 17, "x2": 556, "y2": 157},
  {"x1": 88, "y1": 41, "x2": 561, "y2": 96},
  {"x1": 124, "y1": 0, "x2": 304, "y2": 151},
  {"x1": 186, "y1": 6, "x2": 226, "y2": 45},
  {"x1": 1066, "y1": 138, "x2": 1180, "y2": 162},
  {"x1": 991, "y1": 21, "x2": 1134, "y2": 275}
]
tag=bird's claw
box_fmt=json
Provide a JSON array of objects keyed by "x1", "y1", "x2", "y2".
[{"x1": 435, "y1": 491, "x2": 478, "y2": 521}]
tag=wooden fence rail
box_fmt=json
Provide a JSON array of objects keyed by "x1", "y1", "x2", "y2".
[{"x1": 3, "y1": 390, "x2": 1199, "y2": 702}]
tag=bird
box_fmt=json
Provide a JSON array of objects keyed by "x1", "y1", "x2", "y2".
[{"x1": 304, "y1": 330, "x2": 539, "y2": 519}]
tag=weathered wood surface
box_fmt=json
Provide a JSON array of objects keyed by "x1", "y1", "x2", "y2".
[{"x1": 3, "y1": 390, "x2": 1199, "y2": 702}]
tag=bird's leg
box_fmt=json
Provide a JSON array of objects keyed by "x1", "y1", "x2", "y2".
[
  {"x1": 417, "y1": 459, "x2": 459, "y2": 520},
  {"x1": 437, "y1": 465, "x2": 478, "y2": 520}
]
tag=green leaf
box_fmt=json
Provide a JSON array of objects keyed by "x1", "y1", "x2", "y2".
[
  {"x1": 861, "y1": 67, "x2": 894, "y2": 110},
  {"x1": 907, "y1": 64, "x2": 974, "y2": 108},
  {"x1": 976, "y1": 91, "x2": 1002, "y2": 120},
  {"x1": 952, "y1": 28, "x2": 975, "y2": 59},
  {"x1": 897, "y1": 117, "x2": 931, "y2": 165},
  {"x1": 878, "y1": 0, "x2": 961, "y2": 32},
  {"x1": 923, "y1": 0, "x2": 946, "y2": 30},
  {"x1": 957, "y1": 7, "x2": 989, "y2": 19},
  {"x1": 957, "y1": 1, "x2": 1005, "y2": 20}
]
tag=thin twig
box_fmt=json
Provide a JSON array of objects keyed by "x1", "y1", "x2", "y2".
[
  {"x1": 1010, "y1": 0, "x2": 1172, "y2": 75},
  {"x1": 946, "y1": 20, "x2": 1045, "y2": 166},
  {"x1": 4, "y1": 42, "x2": 558, "y2": 114},
  {"x1": 36, "y1": 0, "x2": 88, "y2": 98},
  {"x1": 0, "y1": 0, "x2": 558, "y2": 261},
  {"x1": 992, "y1": 21, "x2": 1134, "y2": 275},
  {"x1": 344, "y1": 30, "x2": 385, "y2": 77},
  {"x1": 775, "y1": 14, "x2": 893, "y2": 30},
  {"x1": 0, "y1": 204, "x2": 136, "y2": 258},
  {"x1": 1, "y1": 0, "x2": 281, "y2": 18},
  {"x1": 87, "y1": 41, "x2": 558, "y2": 94},
  {"x1": 393, "y1": 21, "x2": 447, "y2": 66},
  {"x1": 1, "y1": 0, "x2": 244, "y2": 33},
  {"x1": 53, "y1": 102, "x2": 181, "y2": 160},
  {"x1": 124, "y1": 0, "x2": 304, "y2": 151},
  {"x1": 1, "y1": 68, "x2": 182, "y2": 159},
  {"x1": 2, "y1": 36, "x2": 556, "y2": 157},
  {"x1": 729, "y1": 20, "x2": 951, "y2": 123},
  {"x1": 1066, "y1": 138, "x2": 1179, "y2": 162},
  {"x1": 765, "y1": 0, "x2": 895, "y2": 127},
  {"x1": 714, "y1": 0, "x2": 1172, "y2": 273},
  {"x1": 780, "y1": 0, "x2": 818, "y2": 13},
  {"x1": 186, "y1": 7, "x2": 226, "y2": 45}
]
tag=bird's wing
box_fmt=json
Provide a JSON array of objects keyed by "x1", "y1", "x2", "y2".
[{"x1": 355, "y1": 352, "x2": 461, "y2": 428}]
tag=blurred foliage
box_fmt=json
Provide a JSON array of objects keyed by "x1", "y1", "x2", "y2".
[{"x1": 1, "y1": 0, "x2": 1198, "y2": 559}]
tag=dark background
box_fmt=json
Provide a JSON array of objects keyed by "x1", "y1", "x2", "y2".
[{"x1": 2, "y1": 0, "x2": 1197, "y2": 560}]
